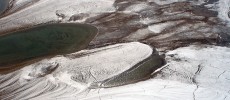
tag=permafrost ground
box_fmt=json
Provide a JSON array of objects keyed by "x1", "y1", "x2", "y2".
[{"x1": 0, "y1": 0, "x2": 230, "y2": 100}]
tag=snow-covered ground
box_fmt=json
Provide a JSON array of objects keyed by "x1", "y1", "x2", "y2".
[
  {"x1": 0, "y1": 0, "x2": 116, "y2": 33},
  {"x1": 0, "y1": 42, "x2": 163, "y2": 100},
  {"x1": 218, "y1": 0, "x2": 230, "y2": 26},
  {"x1": 56, "y1": 45, "x2": 230, "y2": 100},
  {"x1": 0, "y1": 0, "x2": 230, "y2": 100},
  {"x1": 2, "y1": 44, "x2": 228, "y2": 100},
  {"x1": 154, "y1": 45, "x2": 230, "y2": 100},
  {"x1": 1, "y1": 0, "x2": 229, "y2": 49}
]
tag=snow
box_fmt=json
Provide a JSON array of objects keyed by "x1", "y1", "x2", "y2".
[
  {"x1": 124, "y1": 20, "x2": 185, "y2": 41},
  {"x1": 0, "y1": 0, "x2": 116, "y2": 33},
  {"x1": 1, "y1": 0, "x2": 230, "y2": 99},
  {"x1": 124, "y1": 3, "x2": 149, "y2": 13},
  {"x1": 77, "y1": 79, "x2": 197, "y2": 100},
  {"x1": 218, "y1": 0, "x2": 230, "y2": 26},
  {"x1": 6, "y1": 0, "x2": 37, "y2": 14},
  {"x1": 147, "y1": 21, "x2": 183, "y2": 34},
  {"x1": 148, "y1": 23, "x2": 169, "y2": 34},
  {"x1": 0, "y1": 42, "x2": 159, "y2": 99},
  {"x1": 56, "y1": 71, "x2": 88, "y2": 90},
  {"x1": 23, "y1": 42, "x2": 154, "y2": 84},
  {"x1": 154, "y1": 45, "x2": 230, "y2": 100},
  {"x1": 1, "y1": 43, "x2": 229, "y2": 100},
  {"x1": 73, "y1": 45, "x2": 230, "y2": 100},
  {"x1": 124, "y1": 28, "x2": 153, "y2": 41}
]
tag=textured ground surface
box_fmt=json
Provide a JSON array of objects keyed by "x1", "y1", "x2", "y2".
[
  {"x1": 0, "y1": 0, "x2": 230, "y2": 100},
  {"x1": 0, "y1": 42, "x2": 163, "y2": 99}
]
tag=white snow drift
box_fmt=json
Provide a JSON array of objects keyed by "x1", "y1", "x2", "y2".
[
  {"x1": 0, "y1": 42, "x2": 159, "y2": 100},
  {"x1": 75, "y1": 45, "x2": 230, "y2": 100},
  {"x1": 0, "y1": 0, "x2": 116, "y2": 33}
]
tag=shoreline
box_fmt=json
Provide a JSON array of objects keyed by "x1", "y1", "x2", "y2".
[{"x1": 0, "y1": 0, "x2": 10, "y2": 15}]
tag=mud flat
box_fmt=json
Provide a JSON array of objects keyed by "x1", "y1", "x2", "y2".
[{"x1": 0, "y1": 23, "x2": 98, "y2": 68}]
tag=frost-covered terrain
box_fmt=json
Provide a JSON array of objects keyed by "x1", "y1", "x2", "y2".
[
  {"x1": 0, "y1": 0, "x2": 230, "y2": 100},
  {"x1": 0, "y1": 42, "x2": 163, "y2": 99}
]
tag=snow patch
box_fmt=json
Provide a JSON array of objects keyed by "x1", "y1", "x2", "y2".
[
  {"x1": 148, "y1": 21, "x2": 179, "y2": 34},
  {"x1": 0, "y1": 42, "x2": 158, "y2": 99},
  {"x1": 218, "y1": 0, "x2": 230, "y2": 26},
  {"x1": 124, "y1": 3, "x2": 149, "y2": 13},
  {"x1": 0, "y1": 0, "x2": 116, "y2": 32}
]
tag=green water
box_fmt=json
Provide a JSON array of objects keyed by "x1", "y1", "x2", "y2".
[
  {"x1": 98, "y1": 54, "x2": 163, "y2": 88},
  {"x1": 0, "y1": 0, "x2": 9, "y2": 15},
  {"x1": 0, "y1": 23, "x2": 98, "y2": 67}
]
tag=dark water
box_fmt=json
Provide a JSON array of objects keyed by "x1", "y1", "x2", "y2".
[
  {"x1": 0, "y1": 23, "x2": 98, "y2": 67},
  {"x1": 95, "y1": 54, "x2": 164, "y2": 88},
  {"x1": 0, "y1": 0, "x2": 9, "y2": 15}
]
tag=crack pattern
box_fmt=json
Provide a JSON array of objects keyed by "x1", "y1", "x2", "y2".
[{"x1": 192, "y1": 64, "x2": 203, "y2": 100}]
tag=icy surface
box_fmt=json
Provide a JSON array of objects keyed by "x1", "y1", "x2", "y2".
[
  {"x1": 0, "y1": 0, "x2": 230, "y2": 100},
  {"x1": 77, "y1": 45, "x2": 230, "y2": 100},
  {"x1": 1, "y1": 42, "x2": 229, "y2": 100},
  {"x1": 0, "y1": 42, "x2": 160, "y2": 99},
  {"x1": 0, "y1": 0, "x2": 116, "y2": 33},
  {"x1": 218, "y1": 0, "x2": 230, "y2": 26},
  {"x1": 1, "y1": 0, "x2": 229, "y2": 49},
  {"x1": 2, "y1": 44, "x2": 228, "y2": 100},
  {"x1": 154, "y1": 45, "x2": 230, "y2": 100}
]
